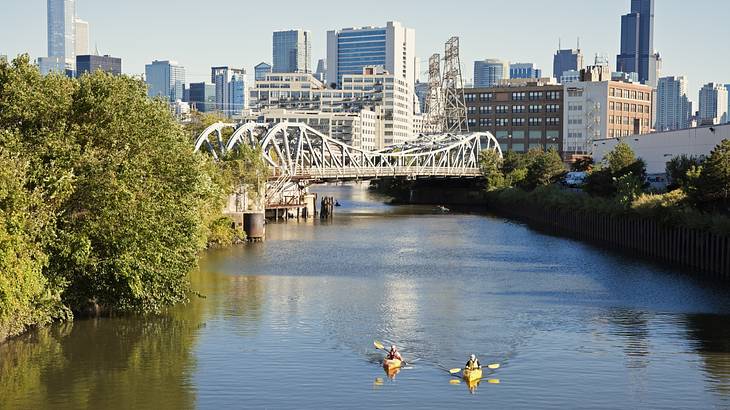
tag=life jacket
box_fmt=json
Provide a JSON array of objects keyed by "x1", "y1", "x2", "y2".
[
  {"x1": 388, "y1": 349, "x2": 401, "y2": 360},
  {"x1": 466, "y1": 359, "x2": 480, "y2": 370}
]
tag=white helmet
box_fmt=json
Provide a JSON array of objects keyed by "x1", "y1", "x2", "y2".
[
  {"x1": 470, "y1": 354, "x2": 476, "y2": 360},
  {"x1": 391, "y1": 345, "x2": 397, "y2": 350}
]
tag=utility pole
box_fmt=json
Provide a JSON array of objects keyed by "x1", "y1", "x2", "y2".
[
  {"x1": 442, "y1": 36, "x2": 468, "y2": 133},
  {"x1": 425, "y1": 53, "x2": 444, "y2": 133}
]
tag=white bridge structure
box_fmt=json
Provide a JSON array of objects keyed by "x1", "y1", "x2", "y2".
[{"x1": 194, "y1": 122, "x2": 501, "y2": 207}]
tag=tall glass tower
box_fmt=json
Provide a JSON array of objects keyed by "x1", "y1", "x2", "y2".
[
  {"x1": 47, "y1": 0, "x2": 76, "y2": 69},
  {"x1": 616, "y1": 0, "x2": 660, "y2": 86},
  {"x1": 272, "y1": 30, "x2": 311, "y2": 74}
]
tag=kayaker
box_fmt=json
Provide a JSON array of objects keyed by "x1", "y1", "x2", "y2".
[
  {"x1": 465, "y1": 354, "x2": 481, "y2": 370},
  {"x1": 387, "y1": 345, "x2": 403, "y2": 361}
]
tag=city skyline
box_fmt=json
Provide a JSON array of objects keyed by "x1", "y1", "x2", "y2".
[{"x1": 2, "y1": 0, "x2": 728, "y2": 99}]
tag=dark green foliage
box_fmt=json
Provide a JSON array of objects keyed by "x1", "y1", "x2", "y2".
[
  {"x1": 584, "y1": 142, "x2": 646, "y2": 199},
  {"x1": 0, "y1": 56, "x2": 232, "y2": 339},
  {"x1": 687, "y1": 139, "x2": 730, "y2": 214},
  {"x1": 571, "y1": 157, "x2": 594, "y2": 172},
  {"x1": 524, "y1": 149, "x2": 566, "y2": 189},
  {"x1": 479, "y1": 149, "x2": 505, "y2": 190},
  {"x1": 666, "y1": 154, "x2": 704, "y2": 190}
]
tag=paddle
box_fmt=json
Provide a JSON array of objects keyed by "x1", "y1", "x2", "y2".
[{"x1": 449, "y1": 363, "x2": 500, "y2": 375}]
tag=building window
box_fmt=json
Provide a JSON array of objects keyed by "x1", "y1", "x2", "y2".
[
  {"x1": 496, "y1": 118, "x2": 509, "y2": 126},
  {"x1": 528, "y1": 117, "x2": 542, "y2": 126},
  {"x1": 495, "y1": 105, "x2": 509, "y2": 114},
  {"x1": 479, "y1": 106, "x2": 492, "y2": 114},
  {"x1": 465, "y1": 93, "x2": 476, "y2": 102},
  {"x1": 547, "y1": 104, "x2": 561, "y2": 113},
  {"x1": 624, "y1": 103, "x2": 630, "y2": 111},
  {"x1": 467, "y1": 106, "x2": 477, "y2": 115},
  {"x1": 467, "y1": 118, "x2": 477, "y2": 127},
  {"x1": 479, "y1": 93, "x2": 493, "y2": 101},
  {"x1": 609, "y1": 88, "x2": 616, "y2": 97},
  {"x1": 546, "y1": 117, "x2": 560, "y2": 126},
  {"x1": 512, "y1": 92, "x2": 526, "y2": 101},
  {"x1": 630, "y1": 91, "x2": 637, "y2": 99},
  {"x1": 512, "y1": 105, "x2": 525, "y2": 113},
  {"x1": 512, "y1": 118, "x2": 525, "y2": 126},
  {"x1": 609, "y1": 115, "x2": 615, "y2": 124},
  {"x1": 528, "y1": 91, "x2": 543, "y2": 100},
  {"x1": 529, "y1": 105, "x2": 541, "y2": 113},
  {"x1": 609, "y1": 101, "x2": 615, "y2": 110},
  {"x1": 529, "y1": 130, "x2": 542, "y2": 140},
  {"x1": 546, "y1": 91, "x2": 561, "y2": 100},
  {"x1": 479, "y1": 118, "x2": 492, "y2": 127}
]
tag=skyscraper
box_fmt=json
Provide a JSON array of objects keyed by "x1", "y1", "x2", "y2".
[
  {"x1": 326, "y1": 21, "x2": 415, "y2": 88},
  {"x1": 473, "y1": 59, "x2": 508, "y2": 88},
  {"x1": 656, "y1": 76, "x2": 692, "y2": 131},
  {"x1": 509, "y1": 63, "x2": 542, "y2": 79},
  {"x1": 211, "y1": 66, "x2": 247, "y2": 117},
  {"x1": 145, "y1": 60, "x2": 186, "y2": 102},
  {"x1": 553, "y1": 47, "x2": 583, "y2": 82},
  {"x1": 272, "y1": 30, "x2": 311, "y2": 73},
  {"x1": 616, "y1": 0, "x2": 661, "y2": 87},
  {"x1": 47, "y1": 0, "x2": 76, "y2": 70},
  {"x1": 699, "y1": 83, "x2": 729, "y2": 125},
  {"x1": 74, "y1": 17, "x2": 89, "y2": 56},
  {"x1": 254, "y1": 62, "x2": 272, "y2": 81}
]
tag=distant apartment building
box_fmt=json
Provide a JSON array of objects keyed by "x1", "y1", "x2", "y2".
[
  {"x1": 698, "y1": 83, "x2": 729, "y2": 125},
  {"x1": 249, "y1": 66, "x2": 415, "y2": 148},
  {"x1": 254, "y1": 62, "x2": 272, "y2": 81},
  {"x1": 145, "y1": 60, "x2": 186, "y2": 101},
  {"x1": 211, "y1": 66, "x2": 248, "y2": 117},
  {"x1": 326, "y1": 21, "x2": 415, "y2": 89},
  {"x1": 474, "y1": 59, "x2": 508, "y2": 88},
  {"x1": 75, "y1": 54, "x2": 121, "y2": 77},
  {"x1": 553, "y1": 48, "x2": 584, "y2": 82},
  {"x1": 656, "y1": 76, "x2": 692, "y2": 131},
  {"x1": 247, "y1": 108, "x2": 380, "y2": 151},
  {"x1": 461, "y1": 79, "x2": 564, "y2": 155},
  {"x1": 188, "y1": 82, "x2": 216, "y2": 113},
  {"x1": 273, "y1": 30, "x2": 312, "y2": 73},
  {"x1": 563, "y1": 67, "x2": 654, "y2": 156},
  {"x1": 510, "y1": 63, "x2": 542, "y2": 79}
]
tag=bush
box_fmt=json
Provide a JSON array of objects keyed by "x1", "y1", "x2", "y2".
[
  {"x1": 666, "y1": 154, "x2": 704, "y2": 190},
  {"x1": 524, "y1": 149, "x2": 565, "y2": 189},
  {"x1": 687, "y1": 139, "x2": 730, "y2": 214}
]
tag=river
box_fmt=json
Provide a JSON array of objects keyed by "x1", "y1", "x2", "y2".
[{"x1": 2, "y1": 184, "x2": 730, "y2": 409}]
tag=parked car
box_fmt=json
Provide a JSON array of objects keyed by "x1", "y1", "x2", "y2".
[{"x1": 563, "y1": 171, "x2": 588, "y2": 188}]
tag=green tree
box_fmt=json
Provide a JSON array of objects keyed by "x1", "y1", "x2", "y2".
[
  {"x1": 479, "y1": 149, "x2": 505, "y2": 190},
  {"x1": 688, "y1": 139, "x2": 730, "y2": 213},
  {"x1": 0, "y1": 56, "x2": 229, "y2": 321},
  {"x1": 524, "y1": 149, "x2": 566, "y2": 189},
  {"x1": 605, "y1": 142, "x2": 637, "y2": 173},
  {"x1": 571, "y1": 157, "x2": 594, "y2": 172},
  {"x1": 666, "y1": 154, "x2": 704, "y2": 191}
]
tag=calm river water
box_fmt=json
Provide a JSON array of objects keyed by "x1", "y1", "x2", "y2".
[{"x1": 2, "y1": 184, "x2": 730, "y2": 409}]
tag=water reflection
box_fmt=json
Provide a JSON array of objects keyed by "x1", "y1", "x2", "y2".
[{"x1": 686, "y1": 314, "x2": 730, "y2": 402}]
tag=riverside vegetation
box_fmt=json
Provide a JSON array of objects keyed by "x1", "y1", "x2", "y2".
[
  {"x1": 0, "y1": 56, "x2": 266, "y2": 343},
  {"x1": 479, "y1": 141, "x2": 730, "y2": 234}
]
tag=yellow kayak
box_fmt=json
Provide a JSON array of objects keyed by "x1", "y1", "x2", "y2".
[
  {"x1": 383, "y1": 359, "x2": 402, "y2": 371},
  {"x1": 463, "y1": 367, "x2": 483, "y2": 382}
]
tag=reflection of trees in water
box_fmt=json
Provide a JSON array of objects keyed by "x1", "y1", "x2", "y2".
[
  {"x1": 685, "y1": 314, "x2": 730, "y2": 399},
  {"x1": 0, "y1": 273, "x2": 212, "y2": 409},
  {"x1": 605, "y1": 308, "x2": 652, "y2": 403}
]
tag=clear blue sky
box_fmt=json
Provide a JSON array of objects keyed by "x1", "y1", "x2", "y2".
[{"x1": 2, "y1": 0, "x2": 728, "y2": 100}]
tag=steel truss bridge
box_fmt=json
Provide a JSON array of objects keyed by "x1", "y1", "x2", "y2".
[{"x1": 194, "y1": 122, "x2": 501, "y2": 207}]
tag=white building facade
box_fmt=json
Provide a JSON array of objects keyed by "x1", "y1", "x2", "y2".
[
  {"x1": 656, "y1": 76, "x2": 692, "y2": 131},
  {"x1": 593, "y1": 124, "x2": 730, "y2": 174},
  {"x1": 699, "y1": 83, "x2": 728, "y2": 125}
]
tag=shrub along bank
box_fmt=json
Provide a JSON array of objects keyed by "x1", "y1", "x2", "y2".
[{"x1": 0, "y1": 56, "x2": 261, "y2": 343}]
